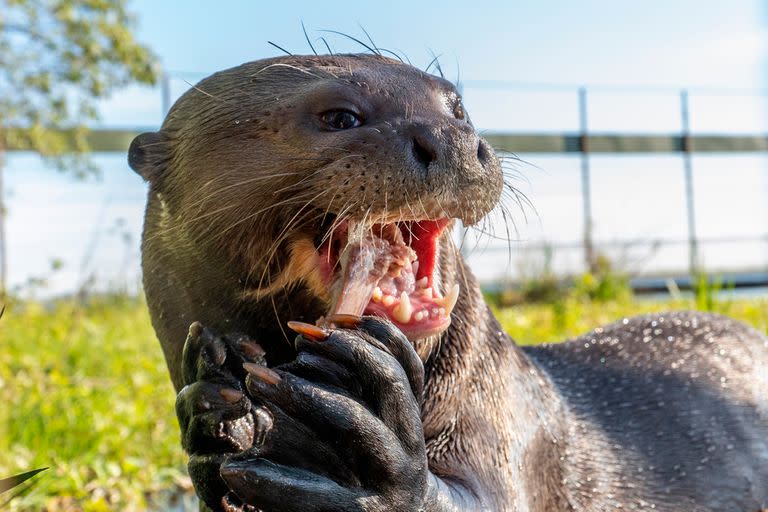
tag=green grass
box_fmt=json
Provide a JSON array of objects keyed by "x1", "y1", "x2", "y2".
[
  {"x1": 0, "y1": 296, "x2": 189, "y2": 511},
  {"x1": 495, "y1": 294, "x2": 768, "y2": 345},
  {"x1": 1, "y1": 292, "x2": 767, "y2": 510}
]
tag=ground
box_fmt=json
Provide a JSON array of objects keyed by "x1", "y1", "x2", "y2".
[{"x1": 1, "y1": 292, "x2": 766, "y2": 510}]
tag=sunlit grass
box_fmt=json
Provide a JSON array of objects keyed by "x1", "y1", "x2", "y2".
[
  {"x1": 0, "y1": 296, "x2": 190, "y2": 511},
  {"x1": 495, "y1": 294, "x2": 768, "y2": 345},
  {"x1": 1, "y1": 292, "x2": 767, "y2": 510}
]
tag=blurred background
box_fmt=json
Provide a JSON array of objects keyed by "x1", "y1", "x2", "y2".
[
  {"x1": 1, "y1": 1, "x2": 767, "y2": 510},
  {"x1": 5, "y1": 0, "x2": 768, "y2": 297}
]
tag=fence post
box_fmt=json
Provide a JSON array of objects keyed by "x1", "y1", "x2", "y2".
[
  {"x1": 455, "y1": 82, "x2": 472, "y2": 259},
  {"x1": 0, "y1": 142, "x2": 6, "y2": 297},
  {"x1": 578, "y1": 87, "x2": 595, "y2": 272},
  {"x1": 161, "y1": 71, "x2": 171, "y2": 117},
  {"x1": 680, "y1": 89, "x2": 699, "y2": 276}
]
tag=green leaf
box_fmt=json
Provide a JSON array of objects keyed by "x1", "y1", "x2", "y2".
[
  {"x1": 0, "y1": 0, "x2": 158, "y2": 176},
  {"x1": 0, "y1": 467, "x2": 49, "y2": 493}
]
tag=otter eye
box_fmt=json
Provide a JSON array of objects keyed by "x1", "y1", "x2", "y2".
[
  {"x1": 320, "y1": 110, "x2": 363, "y2": 130},
  {"x1": 453, "y1": 101, "x2": 466, "y2": 121}
]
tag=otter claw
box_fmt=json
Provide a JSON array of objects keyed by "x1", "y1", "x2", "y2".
[
  {"x1": 243, "y1": 363, "x2": 281, "y2": 386},
  {"x1": 239, "y1": 339, "x2": 266, "y2": 360},
  {"x1": 326, "y1": 314, "x2": 362, "y2": 329},
  {"x1": 286, "y1": 320, "x2": 329, "y2": 342},
  {"x1": 188, "y1": 321, "x2": 204, "y2": 339},
  {"x1": 219, "y1": 388, "x2": 244, "y2": 403}
]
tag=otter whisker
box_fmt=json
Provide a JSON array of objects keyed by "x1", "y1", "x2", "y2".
[
  {"x1": 321, "y1": 185, "x2": 344, "y2": 225},
  {"x1": 183, "y1": 80, "x2": 235, "y2": 105},
  {"x1": 267, "y1": 40, "x2": 293, "y2": 56},
  {"x1": 358, "y1": 24, "x2": 380, "y2": 55},
  {"x1": 319, "y1": 29, "x2": 381, "y2": 56},
  {"x1": 429, "y1": 184, "x2": 452, "y2": 225},
  {"x1": 302, "y1": 21, "x2": 318, "y2": 55},
  {"x1": 267, "y1": 191, "x2": 331, "y2": 248},
  {"x1": 377, "y1": 47, "x2": 406, "y2": 63},
  {"x1": 319, "y1": 201, "x2": 356, "y2": 248},
  {"x1": 252, "y1": 198, "x2": 330, "y2": 292},
  {"x1": 319, "y1": 37, "x2": 333, "y2": 55},
  {"x1": 270, "y1": 292, "x2": 291, "y2": 347},
  {"x1": 254, "y1": 209, "x2": 324, "y2": 293},
  {"x1": 141, "y1": 202, "x2": 241, "y2": 244},
  {"x1": 500, "y1": 196, "x2": 522, "y2": 239},
  {"x1": 186, "y1": 171, "x2": 311, "y2": 213},
  {"x1": 424, "y1": 54, "x2": 443, "y2": 76},
  {"x1": 214, "y1": 191, "x2": 325, "y2": 244},
  {"x1": 271, "y1": 154, "x2": 365, "y2": 196},
  {"x1": 498, "y1": 207, "x2": 514, "y2": 266},
  {"x1": 502, "y1": 181, "x2": 537, "y2": 223},
  {"x1": 457, "y1": 220, "x2": 471, "y2": 256}
]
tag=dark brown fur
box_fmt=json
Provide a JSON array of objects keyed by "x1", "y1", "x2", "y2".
[{"x1": 131, "y1": 54, "x2": 768, "y2": 511}]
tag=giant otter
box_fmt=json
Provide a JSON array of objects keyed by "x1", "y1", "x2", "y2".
[{"x1": 129, "y1": 54, "x2": 768, "y2": 511}]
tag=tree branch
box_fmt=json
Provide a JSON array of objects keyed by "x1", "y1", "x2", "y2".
[{"x1": 0, "y1": 23, "x2": 57, "y2": 51}]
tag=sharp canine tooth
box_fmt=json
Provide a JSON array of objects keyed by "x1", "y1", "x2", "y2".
[
  {"x1": 393, "y1": 292, "x2": 412, "y2": 323},
  {"x1": 412, "y1": 261, "x2": 419, "y2": 275},
  {"x1": 372, "y1": 287, "x2": 383, "y2": 302},
  {"x1": 416, "y1": 276, "x2": 429, "y2": 288},
  {"x1": 444, "y1": 284, "x2": 460, "y2": 313},
  {"x1": 382, "y1": 295, "x2": 396, "y2": 307},
  {"x1": 421, "y1": 287, "x2": 433, "y2": 299}
]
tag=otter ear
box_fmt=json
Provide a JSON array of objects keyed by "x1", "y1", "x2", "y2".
[{"x1": 128, "y1": 131, "x2": 171, "y2": 182}]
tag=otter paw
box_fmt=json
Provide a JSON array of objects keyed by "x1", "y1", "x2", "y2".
[
  {"x1": 220, "y1": 316, "x2": 429, "y2": 512},
  {"x1": 176, "y1": 323, "x2": 271, "y2": 510}
]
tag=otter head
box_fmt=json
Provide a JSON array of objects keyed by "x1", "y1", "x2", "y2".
[{"x1": 129, "y1": 54, "x2": 502, "y2": 343}]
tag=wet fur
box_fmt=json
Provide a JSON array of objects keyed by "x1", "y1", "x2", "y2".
[{"x1": 130, "y1": 54, "x2": 768, "y2": 510}]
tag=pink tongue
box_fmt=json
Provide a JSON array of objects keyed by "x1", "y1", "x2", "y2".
[{"x1": 327, "y1": 223, "x2": 414, "y2": 317}]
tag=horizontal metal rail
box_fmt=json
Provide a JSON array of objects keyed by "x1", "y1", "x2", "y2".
[
  {"x1": 470, "y1": 234, "x2": 768, "y2": 252},
  {"x1": 4, "y1": 130, "x2": 768, "y2": 154},
  {"x1": 483, "y1": 133, "x2": 768, "y2": 154}
]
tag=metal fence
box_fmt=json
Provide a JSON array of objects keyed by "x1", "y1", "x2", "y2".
[
  {"x1": 7, "y1": 73, "x2": 768, "y2": 287},
  {"x1": 457, "y1": 80, "x2": 768, "y2": 285}
]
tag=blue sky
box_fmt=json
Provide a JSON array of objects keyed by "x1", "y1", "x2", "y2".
[
  {"x1": 129, "y1": 0, "x2": 765, "y2": 86},
  {"x1": 8, "y1": 1, "x2": 768, "y2": 294},
  {"x1": 101, "y1": 0, "x2": 767, "y2": 131}
]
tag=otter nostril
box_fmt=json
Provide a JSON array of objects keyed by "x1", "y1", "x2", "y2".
[
  {"x1": 412, "y1": 136, "x2": 436, "y2": 169},
  {"x1": 477, "y1": 141, "x2": 490, "y2": 164}
]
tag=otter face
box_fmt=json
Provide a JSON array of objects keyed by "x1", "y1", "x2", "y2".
[
  {"x1": 270, "y1": 59, "x2": 502, "y2": 224},
  {"x1": 129, "y1": 54, "x2": 502, "y2": 341}
]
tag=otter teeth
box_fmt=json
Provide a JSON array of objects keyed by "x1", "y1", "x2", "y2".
[
  {"x1": 371, "y1": 283, "x2": 459, "y2": 325},
  {"x1": 443, "y1": 284, "x2": 460, "y2": 313},
  {"x1": 392, "y1": 292, "x2": 413, "y2": 324}
]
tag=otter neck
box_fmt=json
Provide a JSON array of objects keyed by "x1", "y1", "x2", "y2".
[{"x1": 419, "y1": 238, "x2": 569, "y2": 508}]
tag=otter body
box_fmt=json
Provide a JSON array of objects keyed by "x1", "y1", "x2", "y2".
[{"x1": 130, "y1": 54, "x2": 768, "y2": 511}]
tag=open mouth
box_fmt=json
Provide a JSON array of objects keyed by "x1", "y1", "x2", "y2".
[{"x1": 316, "y1": 218, "x2": 459, "y2": 340}]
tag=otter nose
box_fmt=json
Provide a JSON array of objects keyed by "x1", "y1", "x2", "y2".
[
  {"x1": 406, "y1": 121, "x2": 490, "y2": 177},
  {"x1": 411, "y1": 133, "x2": 437, "y2": 169},
  {"x1": 476, "y1": 139, "x2": 493, "y2": 166}
]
